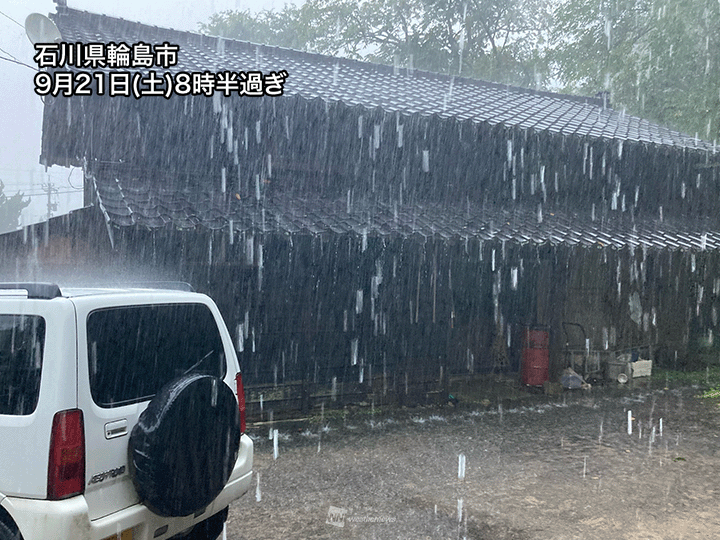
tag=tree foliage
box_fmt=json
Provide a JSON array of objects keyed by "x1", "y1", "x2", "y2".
[
  {"x1": 549, "y1": 0, "x2": 720, "y2": 139},
  {"x1": 0, "y1": 181, "x2": 30, "y2": 234},
  {"x1": 200, "y1": 0, "x2": 550, "y2": 86},
  {"x1": 201, "y1": 0, "x2": 719, "y2": 139},
  {"x1": 199, "y1": 1, "x2": 361, "y2": 56}
]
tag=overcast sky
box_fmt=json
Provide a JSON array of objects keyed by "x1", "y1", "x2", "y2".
[{"x1": 0, "y1": 0, "x2": 295, "y2": 227}]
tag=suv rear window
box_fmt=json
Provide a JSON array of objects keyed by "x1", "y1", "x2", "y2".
[
  {"x1": 87, "y1": 303, "x2": 226, "y2": 407},
  {"x1": 0, "y1": 315, "x2": 45, "y2": 415}
]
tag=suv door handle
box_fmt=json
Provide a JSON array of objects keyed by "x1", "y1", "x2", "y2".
[{"x1": 105, "y1": 419, "x2": 128, "y2": 439}]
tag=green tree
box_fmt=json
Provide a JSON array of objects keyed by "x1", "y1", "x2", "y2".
[
  {"x1": 0, "y1": 181, "x2": 30, "y2": 234},
  {"x1": 200, "y1": 0, "x2": 550, "y2": 86},
  {"x1": 354, "y1": 0, "x2": 552, "y2": 85},
  {"x1": 549, "y1": 0, "x2": 720, "y2": 139},
  {"x1": 199, "y1": 1, "x2": 361, "y2": 55}
]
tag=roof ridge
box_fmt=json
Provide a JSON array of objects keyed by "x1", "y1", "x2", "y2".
[{"x1": 52, "y1": 6, "x2": 608, "y2": 108}]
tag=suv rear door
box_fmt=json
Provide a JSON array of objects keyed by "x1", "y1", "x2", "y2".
[
  {"x1": 0, "y1": 298, "x2": 77, "y2": 500},
  {"x1": 74, "y1": 294, "x2": 230, "y2": 520}
]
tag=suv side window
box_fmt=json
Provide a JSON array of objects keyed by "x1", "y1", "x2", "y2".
[
  {"x1": 87, "y1": 303, "x2": 226, "y2": 408},
  {"x1": 0, "y1": 315, "x2": 45, "y2": 416}
]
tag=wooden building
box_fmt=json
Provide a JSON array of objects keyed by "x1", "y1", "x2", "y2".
[{"x1": 6, "y1": 6, "x2": 720, "y2": 406}]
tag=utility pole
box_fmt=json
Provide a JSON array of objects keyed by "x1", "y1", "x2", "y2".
[{"x1": 41, "y1": 179, "x2": 58, "y2": 247}]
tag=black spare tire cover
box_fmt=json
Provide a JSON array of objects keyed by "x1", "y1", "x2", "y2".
[{"x1": 128, "y1": 373, "x2": 240, "y2": 517}]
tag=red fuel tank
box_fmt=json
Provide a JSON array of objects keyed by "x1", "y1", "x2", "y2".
[{"x1": 522, "y1": 328, "x2": 549, "y2": 386}]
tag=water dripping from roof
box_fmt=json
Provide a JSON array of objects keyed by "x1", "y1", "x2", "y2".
[
  {"x1": 351, "y1": 338, "x2": 359, "y2": 365},
  {"x1": 226, "y1": 115, "x2": 233, "y2": 151},
  {"x1": 213, "y1": 92, "x2": 221, "y2": 114},
  {"x1": 236, "y1": 323, "x2": 244, "y2": 352},
  {"x1": 443, "y1": 77, "x2": 455, "y2": 112},
  {"x1": 246, "y1": 236, "x2": 254, "y2": 265}
]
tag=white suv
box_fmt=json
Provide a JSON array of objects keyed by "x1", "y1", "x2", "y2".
[{"x1": 0, "y1": 283, "x2": 253, "y2": 540}]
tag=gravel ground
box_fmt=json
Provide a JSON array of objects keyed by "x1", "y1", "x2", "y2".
[{"x1": 225, "y1": 384, "x2": 720, "y2": 539}]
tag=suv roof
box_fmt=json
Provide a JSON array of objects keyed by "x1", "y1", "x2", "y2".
[{"x1": 0, "y1": 282, "x2": 195, "y2": 299}]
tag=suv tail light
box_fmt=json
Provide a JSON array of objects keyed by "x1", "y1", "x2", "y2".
[
  {"x1": 235, "y1": 372, "x2": 246, "y2": 433},
  {"x1": 48, "y1": 409, "x2": 85, "y2": 499}
]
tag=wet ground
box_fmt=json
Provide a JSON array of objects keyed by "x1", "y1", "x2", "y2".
[{"x1": 226, "y1": 382, "x2": 720, "y2": 539}]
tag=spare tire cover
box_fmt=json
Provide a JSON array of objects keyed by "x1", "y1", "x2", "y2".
[{"x1": 128, "y1": 373, "x2": 240, "y2": 517}]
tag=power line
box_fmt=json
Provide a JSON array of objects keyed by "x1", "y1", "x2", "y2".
[
  {"x1": 6, "y1": 190, "x2": 82, "y2": 196},
  {"x1": 0, "y1": 45, "x2": 20, "y2": 63},
  {"x1": 65, "y1": 166, "x2": 81, "y2": 189},
  {"x1": 0, "y1": 189, "x2": 82, "y2": 197},
  {"x1": 0, "y1": 10, "x2": 24, "y2": 29},
  {"x1": 0, "y1": 54, "x2": 38, "y2": 72}
]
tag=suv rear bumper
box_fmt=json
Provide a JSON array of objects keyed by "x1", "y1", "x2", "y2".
[{"x1": 4, "y1": 435, "x2": 252, "y2": 540}]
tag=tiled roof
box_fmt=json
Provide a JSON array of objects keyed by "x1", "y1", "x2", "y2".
[
  {"x1": 93, "y1": 176, "x2": 720, "y2": 252},
  {"x1": 51, "y1": 7, "x2": 715, "y2": 152}
]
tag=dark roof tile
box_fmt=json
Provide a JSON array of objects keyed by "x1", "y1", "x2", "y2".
[
  {"x1": 91, "y1": 175, "x2": 720, "y2": 252},
  {"x1": 51, "y1": 7, "x2": 714, "y2": 152}
]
